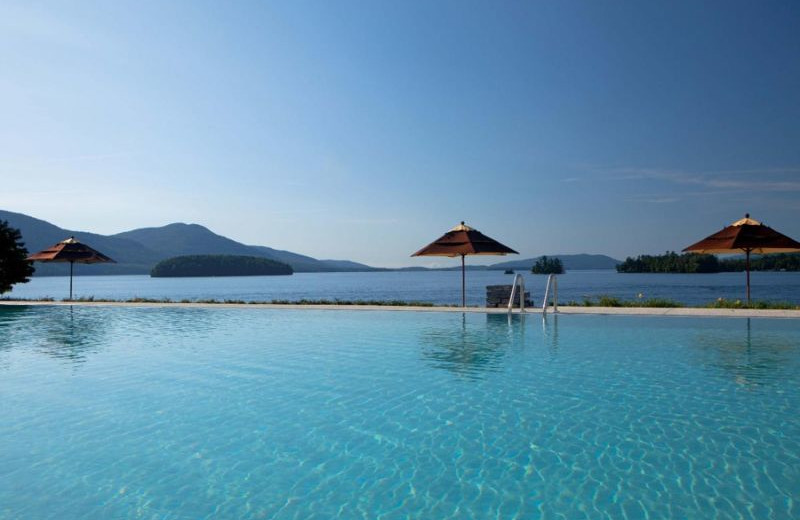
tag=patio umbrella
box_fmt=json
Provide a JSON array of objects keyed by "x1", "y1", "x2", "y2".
[
  {"x1": 27, "y1": 236, "x2": 115, "y2": 300},
  {"x1": 412, "y1": 222, "x2": 518, "y2": 307},
  {"x1": 683, "y1": 214, "x2": 800, "y2": 302}
]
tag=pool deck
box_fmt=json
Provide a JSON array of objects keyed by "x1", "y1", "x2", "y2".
[{"x1": 2, "y1": 300, "x2": 799, "y2": 318}]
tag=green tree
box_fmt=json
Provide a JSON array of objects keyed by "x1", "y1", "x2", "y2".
[
  {"x1": 531, "y1": 255, "x2": 564, "y2": 274},
  {"x1": 0, "y1": 220, "x2": 35, "y2": 294}
]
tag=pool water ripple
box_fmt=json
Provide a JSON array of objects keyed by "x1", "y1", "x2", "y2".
[{"x1": 0, "y1": 306, "x2": 799, "y2": 519}]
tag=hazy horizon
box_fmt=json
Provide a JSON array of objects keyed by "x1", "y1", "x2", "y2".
[{"x1": 2, "y1": 1, "x2": 798, "y2": 268}]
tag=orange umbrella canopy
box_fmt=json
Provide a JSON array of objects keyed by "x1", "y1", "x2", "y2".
[
  {"x1": 683, "y1": 214, "x2": 800, "y2": 255},
  {"x1": 413, "y1": 222, "x2": 518, "y2": 307},
  {"x1": 28, "y1": 236, "x2": 116, "y2": 264},
  {"x1": 412, "y1": 222, "x2": 518, "y2": 257},
  {"x1": 683, "y1": 214, "x2": 800, "y2": 302}
]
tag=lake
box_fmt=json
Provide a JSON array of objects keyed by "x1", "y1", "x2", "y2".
[{"x1": 6, "y1": 270, "x2": 800, "y2": 306}]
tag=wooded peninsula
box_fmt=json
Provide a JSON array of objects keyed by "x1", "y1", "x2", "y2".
[
  {"x1": 151, "y1": 255, "x2": 293, "y2": 277},
  {"x1": 617, "y1": 252, "x2": 800, "y2": 273}
]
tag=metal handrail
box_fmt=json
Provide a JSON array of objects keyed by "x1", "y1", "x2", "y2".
[
  {"x1": 542, "y1": 274, "x2": 559, "y2": 314},
  {"x1": 507, "y1": 274, "x2": 526, "y2": 313}
]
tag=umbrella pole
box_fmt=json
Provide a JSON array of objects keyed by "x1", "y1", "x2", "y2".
[
  {"x1": 69, "y1": 261, "x2": 74, "y2": 301},
  {"x1": 745, "y1": 249, "x2": 751, "y2": 304},
  {"x1": 461, "y1": 254, "x2": 466, "y2": 308}
]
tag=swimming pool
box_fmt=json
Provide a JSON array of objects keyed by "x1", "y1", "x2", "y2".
[{"x1": 1, "y1": 306, "x2": 798, "y2": 519}]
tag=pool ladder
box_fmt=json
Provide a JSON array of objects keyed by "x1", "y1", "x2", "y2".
[
  {"x1": 507, "y1": 274, "x2": 526, "y2": 313},
  {"x1": 542, "y1": 274, "x2": 558, "y2": 314},
  {"x1": 507, "y1": 274, "x2": 559, "y2": 314}
]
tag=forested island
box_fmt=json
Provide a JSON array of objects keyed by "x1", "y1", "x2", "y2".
[
  {"x1": 617, "y1": 252, "x2": 800, "y2": 273},
  {"x1": 531, "y1": 256, "x2": 565, "y2": 274},
  {"x1": 151, "y1": 255, "x2": 293, "y2": 277}
]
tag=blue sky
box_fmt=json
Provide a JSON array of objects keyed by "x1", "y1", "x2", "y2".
[{"x1": 1, "y1": 1, "x2": 798, "y2": 267}]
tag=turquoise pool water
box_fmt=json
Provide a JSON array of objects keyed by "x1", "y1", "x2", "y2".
[{"x1": 1, "y1": 306, "x2": 798, "y2": 519}]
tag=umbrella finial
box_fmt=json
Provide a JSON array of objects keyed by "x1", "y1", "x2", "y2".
[
  {"x1": 450, "y1": 221, "x2": 473, "y2": 232},
  {"x1": 732, "y1": 214, "x2": 761, "y2": 227}
]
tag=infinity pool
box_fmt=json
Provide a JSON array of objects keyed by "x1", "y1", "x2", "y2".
[{"x1": 1, "y1": 306, "x2": 798, "y2": 519}]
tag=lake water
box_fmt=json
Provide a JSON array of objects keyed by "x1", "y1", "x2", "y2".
[{"x1": 6, "y1": 270, "x2": 800, "y2": 306}]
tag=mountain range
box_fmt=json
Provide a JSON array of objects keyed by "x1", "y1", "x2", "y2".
[
  {"x1": 0, "y1": 210, "x2": 375, "y2": 275},
  {"x1": 1, "y1": 209, "x2": 621, "y2": 275}
]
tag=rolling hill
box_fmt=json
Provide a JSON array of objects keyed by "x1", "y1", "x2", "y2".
[
  {"x1": 0, "y1": 210, "x2": 162, "y2": 275},
  {"x1": 0, "y1": 210, "x2": 376, "y2": 275}
]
